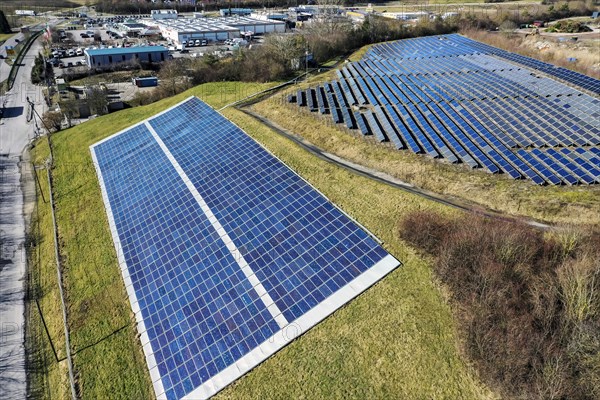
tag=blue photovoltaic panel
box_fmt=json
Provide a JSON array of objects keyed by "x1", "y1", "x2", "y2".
[
  {"x1": 92, "y1": 123, "x2": 280, "y2": 400},
  {"x1": 293, "y1": 34, "x2": 600, "y2": 185},
  {"x1": 147, "y1": 99, "x2": 392, "y2": 323},
  {"x1": 91, "y1": 97, "x2": 400, "y2": 400}
]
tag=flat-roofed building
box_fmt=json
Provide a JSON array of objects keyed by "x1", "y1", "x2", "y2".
[
  {"x1": 155, "y1": 16, "x2": 285, "y2": 44},
  {"x1": 151, "y1": 9, "x2": 178, "y2": 20},
  {"x1": 85, "y1": 46, "x2": 168, "y2": 69}
]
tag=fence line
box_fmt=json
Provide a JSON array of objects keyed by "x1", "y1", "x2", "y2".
[{"x1": 46, "y1": 166, "x2": 78, "y2": 400}]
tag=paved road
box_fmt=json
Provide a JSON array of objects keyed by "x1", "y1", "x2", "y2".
[
  {"x1": 0, "y1": 32, "x2": 25, "y2": 86},
  {"x1": 0, "y1": 156, "x2": 27, "y2": 400},
  {"x1": 0, "y1": 30, "x2": 47, "y2": 400}
]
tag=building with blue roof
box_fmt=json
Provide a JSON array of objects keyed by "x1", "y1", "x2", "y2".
[{"x1": 84, "y1": 46, "x2": 168, "y2": 69}]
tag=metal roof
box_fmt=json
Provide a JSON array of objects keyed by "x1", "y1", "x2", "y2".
[
  {"x1": 155, "y1": 16, "x2": 284, "y2": 34},
  {"x1": 85, "y1": 45, "x2": 167, "y2": 56}
]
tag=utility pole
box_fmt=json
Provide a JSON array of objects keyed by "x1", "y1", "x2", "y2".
[
  {"x1": 305, "y1": 41, "x2": 309, "y2": 81},
  {"x1": 26, "y1": 96, "x2": 53, "y2": 164}
]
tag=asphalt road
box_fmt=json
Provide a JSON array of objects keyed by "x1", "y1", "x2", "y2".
[
  {"x1": 0, "y1": 28, "x2": 48, "y2": 400},
  {"x1": 0, "y1": 33, "x2": 25, "y2": 87}
]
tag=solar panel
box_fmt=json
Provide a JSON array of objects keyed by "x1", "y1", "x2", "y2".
[
  {"x1": 291, "y1": 34, "x2": 600, "y2": 185},
  {"x1": 91, "y1": 97, "x2": 400, "y2": 400}
]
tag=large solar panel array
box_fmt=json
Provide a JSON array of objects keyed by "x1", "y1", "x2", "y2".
[
  {"x1": 290, "y1": 34, "x2": 600, "y2": 185},
  {"x1": 91, "y1": 97, "x2": 400, "y2": 400}
]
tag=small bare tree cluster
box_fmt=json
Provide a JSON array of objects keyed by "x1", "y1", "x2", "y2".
[{"x1": 41, "y1": 111, "x2": 64, "y2": 133}]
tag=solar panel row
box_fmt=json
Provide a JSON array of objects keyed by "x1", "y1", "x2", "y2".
[
  {"x1": 92, "y1": 97, "x2": 400, "y2": 400},
  {"x1": 290, "y1": 34, "x2": 600, "y2": 185}
]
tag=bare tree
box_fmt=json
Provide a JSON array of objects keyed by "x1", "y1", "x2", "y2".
[
  {"x1": 87, "y1": 86, "x2": 108, "y2": 115},
  {"x1": 158, "y1": 60, "x2": 191, "y2": 97},
  {"x1": 262, "y1": 34, "x2": 306, "y2": 71},
  {"x1": 41, "y1": 111, "x2": 64, "y2": 133},
  {"x1": 59, "y1": 97, "x2": 79, "y2": 127}
]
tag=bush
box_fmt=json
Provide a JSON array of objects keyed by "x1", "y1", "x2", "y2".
[
  {"x1": 31, "y1": 53, "x2": 53, "y2": 85},
  {"x1": 399, "y1": 211, "x2": 600, "y2": 399},
  {"x1": 41, "y1": 111, "x2": 63, "y2": 133},
  {"x1": 546, "y1": 20, "x2": 593, "y2": 33},
  {"x1": 399, "y1": 210, "x2": 452, "y2": 254}
]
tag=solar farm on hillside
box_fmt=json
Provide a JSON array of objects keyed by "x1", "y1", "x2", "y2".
[
  {"x1": 90, "y1": 97, "x2": 400, "y2": 400},
  {"x1": 291, "y1": 34, "x2": 600, "y2": 186}
]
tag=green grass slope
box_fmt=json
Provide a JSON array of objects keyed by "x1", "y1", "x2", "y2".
[{"x1": 30, "y1": 82, "x2": 493, "y2": 399}]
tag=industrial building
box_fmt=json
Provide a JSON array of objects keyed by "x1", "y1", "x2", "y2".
[
  {"x1": 85, "y1": 46, "x2": 168, "y2": 69},
  {"x1": 151, "y1": 9, "x2": 178, "y2": 20},
  {"x1": 219, "y1": 8, "x2": 252, "y2": 17},
  {"x1": 155, "y1": 16, "x2": 285, "y2": 44}
]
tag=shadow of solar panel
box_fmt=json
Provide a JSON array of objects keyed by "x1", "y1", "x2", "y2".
[{"x1": 91, "y1": 97, "x2": 400, "y2": 400}]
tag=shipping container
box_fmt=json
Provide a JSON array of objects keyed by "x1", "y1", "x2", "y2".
[{"x1": 132, "y1": 77, "x2": 158, "y2": 87}]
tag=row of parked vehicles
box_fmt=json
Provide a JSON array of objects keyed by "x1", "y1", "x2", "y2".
[
  {"x1": 79, "y1": 30, "x2": 97, "y2": 39},
  {"x1": 51, "y1": 47, "x2": 84, "y2": 58},
  {"x1": 181, "y1": 39, "x2": 209, "y2": 47}
]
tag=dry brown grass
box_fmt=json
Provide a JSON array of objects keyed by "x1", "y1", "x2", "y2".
[
  {"x1": 251, "y1": 96, "x2": 600, "y2": 226},
  {"x1": 463, "y1": 29, "x2": 600, "y2": 80}
]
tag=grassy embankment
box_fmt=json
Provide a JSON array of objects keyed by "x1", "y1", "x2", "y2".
[{"x1": 29, "y1": 81, "x2": 494, "y2": 399}]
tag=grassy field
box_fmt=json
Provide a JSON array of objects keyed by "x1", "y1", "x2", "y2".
[
  {"x1": 0, "y1": 32, "x2": 15, "y2": 42},
  {"x1": 251, "y1": 94, "x2": 600, "y2": 226},
  {"x1": 29, "y1": 81, "x2": 494, "y2": 399}
]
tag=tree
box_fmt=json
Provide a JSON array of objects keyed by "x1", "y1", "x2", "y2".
[
  {"x1": 41, "y1": 111, "x2": 63, "y2": 133},
  {"x1": 262, "y1": 34, "x2": 306, "y2": 72},
  {"x1": 59, "y1": 97, "x2": 79, "y2": 127},
  {"x1": 0, "y1": 10, "x2": 11, "y2": 34},
  {"x1": 158, "y1": 60, "x2": 191, "y2": 97},
  {"x1": 31, "y1": 54, "x2": 46, "y2": 84},
  {"x1": 87, "y1": 86, "x2": 108, "y2": 115}
]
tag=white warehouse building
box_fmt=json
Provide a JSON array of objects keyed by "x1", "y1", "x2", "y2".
[
  {"x1": 155, "y1": 16, "x2": 285, "y2": 44},
  {"x1": 151, "y1": 9, "x2": 178, "y2": 20}
]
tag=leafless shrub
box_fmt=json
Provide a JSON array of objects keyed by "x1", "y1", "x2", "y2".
[{"x1": 399, "y1": 211, "x2": 600, "y2": 399}]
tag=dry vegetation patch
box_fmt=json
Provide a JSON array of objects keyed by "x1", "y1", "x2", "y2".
[
  {"x1": 400, "y1": 211, "x2": 600, "y2": 399},
  {"x1": 463, "y1": 29, "x2": 600, "y2": 79}
]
